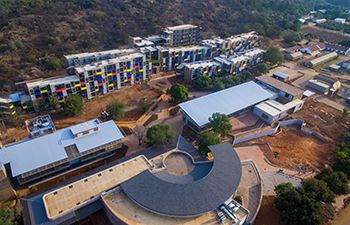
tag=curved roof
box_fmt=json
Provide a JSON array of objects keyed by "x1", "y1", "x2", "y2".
[{"x1": 120, "y1": 143, "x2": 242, "y2": 217}]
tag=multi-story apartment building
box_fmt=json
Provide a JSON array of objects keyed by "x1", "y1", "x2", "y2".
[
  {"x1": 7, "y1": 25, "x2": 260, "y2": 113},
  {"x1": 64, "y1": 48, "x2": 137, "y2": 72},
  {"x1": 226, "y1": 31, "x2": 259, "y2": 54},
  {"x1": 74, "y1": 52, "x2": 150, "y2": 99},
  {"x1": 178, "y1": 48, "x2": 265, "y2": 81},
  {"x1": 178, "y1": 60, "x2": 222, "y2": 82},
  {"x1": 0, "y1": 96, "x2": 17, "y2": 119},
  {"x1": 159, "y1": 45, "x2": 212, "y2": 71},
  {"x1": 162, "y1": 24, "x2": 202, "y2": 47},
  {"x1": 22, "y1": 75, "x2": 80, "y2": 112},
  {"x1": 221, "y1": 48, "x2": 265, "y2": 74}
]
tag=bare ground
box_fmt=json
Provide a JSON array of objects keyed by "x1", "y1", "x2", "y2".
[
  {"x1": 258, "y1": 127, "x2": 334, "y2": 170},
  {"x1": 291, "y1": 98, "x2": 350, "y2": 142},
  {"x1": 254, "y1": 196, "x2": 281, "y2": 225}
]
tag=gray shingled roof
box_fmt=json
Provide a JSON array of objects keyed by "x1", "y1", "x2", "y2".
[{"x1": 121, "y1": 143, "x2": 242, "y2": 217}]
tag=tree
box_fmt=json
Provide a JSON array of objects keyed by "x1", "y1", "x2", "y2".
[
  {"x1": 0, "y1": 207, "x2": 17, "y2": 225},
  {"x1": 264, "y1": 47, "x2": 284, "y2": 65},
  {"x1": 275, "y1": 183, "x2": 329, "y2": 225},
  {"x1": 49, "y1": 96, "x2": 61, "y2": 111},
  {"x1": 46, "y1": 57, "x2": 62, "y2": 71},
  {"x1": 342, "y1": 108, "x2": 350, "y2": 119},
  {"x1": 106, "y1": 100, "x2": 125, "y2": 120},
  {"x1": 192, "y1": 76, "x2": 212, "y2": 90},
  {"x1": 169, "y1": 83, "x2": 188, "y2": 104},
  {"x1": 146, "y1": 124, "x2": 175, "y2": 146},
  {"x1": 282, "y1": 30, "x2": 301, "y2": 44},
  {"x1": 256, "y1": 63, "x2": 270, "y2": 74},
  {"x1": 212, "y1": 79, "x2": 225, "y2": 91},
  {"x1": 315, "y1": 168, "x2": 350, "y2": 195},
  {"x1": 301, "y1": 178, "x2": 335, "y2": 203},
  {"x1": 138, "y1": 98, "x2": 151, "y2": 113},
  {"x1": 197, "y1": 131, "x2": 220, "y2": 155},
  {"x1": 240, "y1": 71, "x2": 254, "y2": 82},
  {"x1": 64, "y1": 94, "x2": 83, "y2": 116},
  {"x1": 208, "y1": 113, "x2": 232, "y2": 136}
]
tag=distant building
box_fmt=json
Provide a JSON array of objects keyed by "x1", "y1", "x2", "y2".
[
  {"x1": 162, "y1": 24, "x2": 202, "y2": 47},
  {"x1": 255, "y1": 76, "x2": 305, "y2": 101},
  {"x1": 225, "y1": 31, "x2": 259, "y2": 54},
  {"x1": 272, "y1": 72, "x2": 289, "y2": 82},
  {"x1": 314, "y1": 18, "x2": 327, "y2": 24},
  {"x1": 300, "y1": 43, "x2": 326, "y2": 56},
  {"x1": 304, "y1": 52, "x2": 338, "y2": 68},
  {"x1": 307, "y1": 74, "x2": 342, "y2": 95},
  {"x1": 334, "y1": 18, "x2": 346, "y2": 24},
  {"x1": 0, "y1": 119, "x2": 124, "y2": 185},
  {"x1": 325, "y1": 43, "x2": 350, "y2": 56}
]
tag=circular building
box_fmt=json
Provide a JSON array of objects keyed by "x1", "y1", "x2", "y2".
[{"x1": 118, "y1": 142, "x2": 242, "y2": 218}]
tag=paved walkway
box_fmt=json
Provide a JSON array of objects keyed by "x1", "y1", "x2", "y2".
[{"x1": 236, "y1": 145, "x2": 306, "y2": 196}]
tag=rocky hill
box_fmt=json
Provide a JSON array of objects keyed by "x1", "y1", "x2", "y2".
[{"x1": 0, "y1": 0, "x2": 320, "y2": 93}]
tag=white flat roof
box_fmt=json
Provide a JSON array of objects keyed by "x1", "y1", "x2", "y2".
[
  {"x1": 255, "y1": 99, "x2": 304, "y2": 117},
  {"x1": 185, "y1": 60, "x2": 220, "y2": 69},
  {"x1": 70, "y1": 119, "x2": 98, "y2": 135},
  {"x1": 26, "y1": 76, "x2": 79, "y2": 88},
  {"x1": 0, "y1": 120, "x2": 124, "y2": 177},
  {"x1": 166, "y1": 24, "x2": 198, "y2": 31},
  {"x1": 308, "y1": 79, "x2": 330, "y2": 89},
  {"x1": 179, "y1": 81, "x2": 274, "y2": 127}
]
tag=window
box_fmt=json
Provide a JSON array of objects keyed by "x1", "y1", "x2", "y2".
[{"x1": 261, "y1": 113, "x2": 269, "y2": 120}]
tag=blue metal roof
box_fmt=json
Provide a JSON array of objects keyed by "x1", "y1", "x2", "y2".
[
  {"x1": 0, "y1": 120, "x2": 124, "y2": 177},
  {"x1": 179, "y1": 81, "x2": 274, "y2": 127}
]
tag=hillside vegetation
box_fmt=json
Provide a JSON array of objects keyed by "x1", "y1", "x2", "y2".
[{"x1": 0, "y1": 0, "x2": 320, "y2": 93}]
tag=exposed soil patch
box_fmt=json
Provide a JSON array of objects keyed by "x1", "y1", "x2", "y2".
[
  {"x1": 291, "y1": 99, "x2": 350, "y2": 142},
  {"x1": 254, "y1": 196, "x2": 281, "y2": 225},
  {"x1": 258, "y1": 127, "x2": 334, "y2": 170},
  {"x1": 51, "y1": 83, "x2": 159, "y2": 129}
]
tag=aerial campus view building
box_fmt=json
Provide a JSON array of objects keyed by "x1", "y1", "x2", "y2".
[
  {"x1": 0, "y1": 24, "x2": 260, "y2": 114},
  {"x1": 179, "y1": 76, "x2": 305, "y2": 131},
  {"x1": 0, "y1": 116, "x2": 124, "y2": 187},
  {"x1": 20, "y1": 138, "x2": 248, "y2": 225}
]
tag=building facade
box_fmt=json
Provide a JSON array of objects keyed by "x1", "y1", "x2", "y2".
[
  {"x1": 0, "y1": 119, "x2": 124, "y2": 186},
  {"x1": 162, "y1": 24, "x2": 202, "y2": 47}
]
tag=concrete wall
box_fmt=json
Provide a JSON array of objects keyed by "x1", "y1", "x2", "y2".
[{"x1": 233, "y1": 119, "x2": 304, "y2": 145}]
